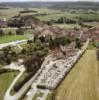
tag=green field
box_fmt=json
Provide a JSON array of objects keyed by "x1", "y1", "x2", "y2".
[
  {"x1": 0, "y1": 7, "x2": 60, "y2": 19},
  {"x1": 0, "y1": 8, "x2": 23, "y2": 18},
  {"x1": 10, "y1": 72, "x2": 27, "y2": 95},
  {"x1": 0, "y1": 71, "x2": 18, "y2": 100},
  {"x1": 37, "y1": 11, "x2": 99, "y2": 21},
  {"x1": 53, "y1": 24, "x2": 80, "y2": 29},
  {"x1": 55, "y1": 50, "x2": 99, "y2": 100},
  {"x1": 37, "y1": 12, "x2": 75, "y2": 21},
  {"x1": 31, "y1": 8, "x2": 60, "y2": 14},
  {"x1": 0, "y1": 35, "x2": 28, "y2": 44}
]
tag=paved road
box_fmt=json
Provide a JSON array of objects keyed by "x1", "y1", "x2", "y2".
[
  {"x1": 1, "y1": 27, "x2": 31, "y2": 30},
  {"x1": 4, "y1": 55, "x2": 51, "y2": 100},
  {"x1": 4, "y1": 63, "x2": 25, "y2": 100},
  {"x1": 0, "y1": 40, "x2": 27, "y2": 50}
]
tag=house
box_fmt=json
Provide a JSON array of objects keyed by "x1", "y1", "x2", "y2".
[{"x1": 0, "y1": 19, "x2": 7, "y2": 28}]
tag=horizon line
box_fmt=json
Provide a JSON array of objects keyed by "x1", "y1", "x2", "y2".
[{"x1": 0, "y1": 1, "x2": 99, "y2": 3}]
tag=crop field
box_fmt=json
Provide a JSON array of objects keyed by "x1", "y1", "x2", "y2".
[
  {"x1": 53, "y1": 24, "x2": 80, "y2": 29},
  {"x1": 0, "y1": 7, "x2": 60, "y2": 19},
  {"x1": 55, "y1": 50, "x2": 99, "y2": 100},
  {"x1": 0, "y1": 8, "x2": 23, "y2": 18},
  {"x1": 37, "y1": 12, "x2": 76, "y2": 21},
  {"x1": 31, "y1": 8, "x2": 60, "y2": 14},
  {"x1": 84, "y1": 22, "x2": 99, "y2": 28},
  {"x1": 37, "y1": 11, "x2": 99, "y2": 21}
]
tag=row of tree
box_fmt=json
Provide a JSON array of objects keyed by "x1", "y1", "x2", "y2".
[
  {"x1": 55, "y1": 17, "x2": 77, "y2": 24},
  {"x1": 0, "y1": 28, "x2": 24, "y2": 36}
]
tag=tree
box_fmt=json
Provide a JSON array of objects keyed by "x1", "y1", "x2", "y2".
[
  {"x1": 0, "y1": 29, "x2": 4, "y2": 36},
  {"x1": 49, "y1": 36, "x2": 71, "y2": 49},
  {"x1": 23, "y1": 55, "x2": 42, "y2": 72},
  {"x1": 8, "y1": 18, "x2": 25, "y2": 28},
  {"x1": 26, "y1": 43, "x2": 35, "y2": 55},
  {"x1": 33, "y1": 33, "x2": 39, "y2": 42},
  {"x1": 92, "y1": 38, "x2": 95, "y2": 47},
  {"x1": 2, "y1": 46, "x2": 17, "y2": 64},
  {"x1": 8, "y1": 31, "x2": 13, "y2": 35},
  {"x1": 46, "y1": 21, "x2": 53, "y2": 26},
  {"x1": 75, "y1": 38, "x2": 81, "y2": 49},
  {"x1": 3, "y1": 46, "x2": 11, "y2": 64},
  {"x1": 35, "y1": 39, "x2": 43, "y2": 50},
  {"x1": 5, "y1": 55, "x2": 11, "y2": 64},
  {"x1": 96, "y1": 49, "x2": 99, "y2": 61},
  {"x1": 10, "y1": 51, "x2": 17, "y2": 61},
  {"x1": 21, "y1": 49, "x2": 26, "y2": 54},
  {"x1": 39, "y1": 36, "x2": 45, "y2": 43},
  {"x1": 16, "y1": 28, "x2": 24, "y2": 35}
]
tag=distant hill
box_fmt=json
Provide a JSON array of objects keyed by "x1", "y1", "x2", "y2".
[
  {"x1": 0, "y1": 3, "x2": 9, "y2": 9},
  {"x1": 0, "y1": 2, "x2": 99, "y2": 10}
]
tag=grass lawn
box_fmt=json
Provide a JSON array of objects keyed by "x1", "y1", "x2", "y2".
[
  {"x1": 55, "y1": 50, "x2": 99, "y2": 100},
  {"x1": 20, "y1": 43, "x2": 27, "y2": 48},
  {"x1": 0, "y1": 35, "x2": 28, "y2": 44},
  {"x1": 10, "y1": 72, "x2": 27, "y2": 95},
  {"x1": 0, "y1": 71, "x2": 18, "y2": 100}
]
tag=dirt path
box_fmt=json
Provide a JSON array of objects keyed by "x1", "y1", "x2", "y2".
[{"x1": 55, "y1": 50, "x2": 99, "y2": 100}]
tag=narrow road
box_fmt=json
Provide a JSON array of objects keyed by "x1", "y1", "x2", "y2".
[
  {"x1": 4, "y1": 63, "x2": 25, "y2": 100},
  {"x1": 0, "y1": 40, "x2": 27, "y2": 50},
  {"x1": 4, "y1": 55, "x2": 51, "y2": 100},
  {"x1": 55, "y1": 50, "x2": 99, "y2": 100}
]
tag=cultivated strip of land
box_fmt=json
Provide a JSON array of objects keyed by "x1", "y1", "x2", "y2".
[{"x1": 55, "y1": 50, "x2": 99, "y2": 100}]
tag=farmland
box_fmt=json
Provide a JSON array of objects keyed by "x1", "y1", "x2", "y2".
[
  {"x1": 0, "y1": 7, "x2": 60, "y2": 19},
  {"x1": 84, "y1": 22, "x2": 99, "y2": 29},
  {"x1": 0, "y1": 1, "x2": 99, "y2": 100},
  {"x1": 1, "y1": 7, "x2": 99, "y2": 30},
  {"x1": 0, "y1": 8, "x2": 23, "y2": 18},
  {"x1": 53, "y1": 24, "x2": 81, "y2": 29},
  {"x1": 37, "y1": 11, "x2": 99, "y2": 21},
  {"x1": 55, "y1": 50, "x2": 99, "y2": 100}
]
